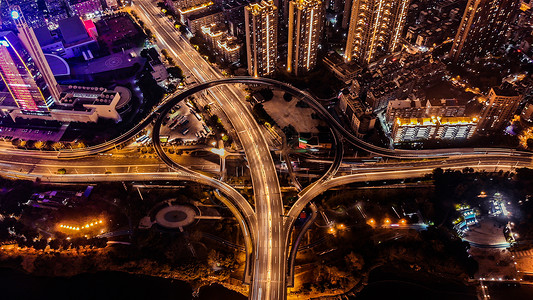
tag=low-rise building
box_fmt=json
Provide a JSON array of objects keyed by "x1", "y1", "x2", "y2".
[
  {"x1": 392, "y1": 117, "x2": 438, "y2": 143},
  {"x1": 338, "y1": 83, "x2": 376, "y2": 137},
  {"x1": 385, "y1": 98, "x2": 466, "y2": 124},
  {"x1": 184, "y1": 5, "x2": 223, "y2": 34},
  {"x1": 96, "y1": 13, "x2": 143, "y2": 53},
  {"x1": 145, "y1": 48, "x2": 168, "y2": 82},
  {"x1": 69, "y1": 0, "x2": 102, "y2": 18},
  {"x1": 323, "y1": 51, "x2": 362, "y2": 83},
  {"x1": 200, "y1": 23, "x2": 241, "y2": 64},
  {"x1": 521, "y1": 102, "x2": 533, "y2": 122},
  {"x1": 2, "y1": 85, "x2": 123, "y2": 123},
  {"x1": 34, "y1": 16, "x2": 98, "y2": 60},
  {"x1": 201, "y1": 23, "x2": 226, "y2": 48},
  {"x1": 217, "y1": 36, "x2": 241, "y2": 63}
]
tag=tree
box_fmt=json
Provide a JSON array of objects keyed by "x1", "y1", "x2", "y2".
[
  {"x1": 345, "y1": 252, "x2": 364, "y2": 272},
  {"x1": 167, "y1": 83, "x2": 176, "y2": 93},
  {"x1": 49, "y1": 239, "x2": 63, "y2": 250},
  {"x1": 33, "y1": 239, "x2": 47, "y2": 250},
  {"x1": 167, "y1": 66, "x2": 183, "y2": 78},
  {"x1": 258, "y1": 88, "x2": 274, "y2": 101},
  {"x1": 432, "y1": 167, "x2": 444, "y2": 179},
  {"x1": 140, "y1": 49, "x2": 150, "y2": 58},
  {"x1": 34, "y1": 140, "x2": 45, "y2": 149},
  {"x1": 283, "y1": 92, "x2": 293, "y2": 102},
  {"x1": 527, "y1": 138, "x2": 533, "y2": 150},
  {"x1": 145, "y1": 29, "x2": 153, "y2": 38}
]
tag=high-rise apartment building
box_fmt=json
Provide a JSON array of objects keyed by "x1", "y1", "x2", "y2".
[
  {"x1": 287, "y1": 0, "x2": 324, "y2": 75},
  {"x1": 479, "y1": 86, "x2": 522, "y2": 131},
  {"x1": 245, "y1": 0, "x2": 278, "y2": 77},
  {"x1": 0, "y1": 7, "x2": 59, "y2": 111},
  {"x1": 344, "y1": 0, "x2": 410, "y2": 64},
  {"x1": 450, "y1": 0, "x2": 519, "y2": 64}
]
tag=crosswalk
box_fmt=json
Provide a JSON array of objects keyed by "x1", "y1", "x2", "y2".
[{"x1": 512, "y1": 249, "x2": 533, "y2": 257}]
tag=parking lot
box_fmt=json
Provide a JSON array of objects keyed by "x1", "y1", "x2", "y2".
[
  {"x1": 159, "y1": 100, "x2": 212, "y2": 143},
  {"x1": 0, "y1": 124, "x2": 67, "y2": 142}
]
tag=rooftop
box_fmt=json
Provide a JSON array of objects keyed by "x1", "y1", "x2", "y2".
[
  {"x1": 44, "y1": 54, "x2": 71, "y2": 76},
  {"x1": 492, "y1": 86, "x2": 520, "y2": 97},
  {"x1": 58, "y1": 16, "x2": 91, "y2": 45},
  {"x1": 246, "y1": 0, "x2": 276, "y2": 15},
  {"x1": 34, "y1": 26, "x2": 56, "y2": 46},
  {"x1": 59, "y1": 85, "x2": 118, "y2": 106},
  {"x1": 187, "y1": 5, "x2": 223, "y2": 20}
]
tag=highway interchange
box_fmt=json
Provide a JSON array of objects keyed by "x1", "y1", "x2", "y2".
[{"x1": 0, "y1": 1, "x2": 532, "y2": 299}]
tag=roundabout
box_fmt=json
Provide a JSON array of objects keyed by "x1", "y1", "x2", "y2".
[{"x1": 155, "y1": 204, "x2": 197, "y2": 229}]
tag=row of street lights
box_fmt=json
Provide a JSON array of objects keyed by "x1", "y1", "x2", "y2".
[{"x1": 367, "y1": 218, "x2": 407, "y2": 227}]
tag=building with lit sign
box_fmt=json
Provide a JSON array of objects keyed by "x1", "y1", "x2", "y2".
[
  {"x1": 449, "y1": 0, "x2": 519, "y2": 64},
  {"x1": 245, "y1": 0, "x2": 278, "y2": 77},
  {"x1": 0, "y1": 7, "x2": 60, "y2": 112},
  {"x1": 385, "y1": 98, "x2": 466, "y2": 125},
  {"x1": 0, "y1": 31, "x2": 52, "y2": 111},
  {"x1": 0, "y1": 8, "x2": 123, "y2": 123},
  {"x1": 391, "y1": 116, "x2": 478, "y2": 143},
  {"x1": 287, "y1": 0, "x2": 324, "y2": 76},
  {"x1": 344, "y1": 0, "x2": 411, "y2": 64}
]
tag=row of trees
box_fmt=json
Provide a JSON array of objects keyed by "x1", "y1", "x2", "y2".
[
  {"x1": 11, "y1": 139, "x2": 86, "y2": 150},
  {"x1": 23, "y1": 237, "x2": 108, "y2": 251}
]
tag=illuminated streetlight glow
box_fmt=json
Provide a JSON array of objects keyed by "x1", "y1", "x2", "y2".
[{"x1": 11, "y1": 10, "x2": 20, "y2": 20}]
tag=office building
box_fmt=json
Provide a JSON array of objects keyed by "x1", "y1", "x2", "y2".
[
  {"x1": 479, "y1": 86, "x2": 522, "y2": 131},
  {"x1": 344, "y1": 0, "x2": 410, "y2": 64},
  {"x1": 449, "y1": 0, "x2": 519, "y2": 64},
  {"x1": 0, "y1": 31, "x2": 51, "y2": 112},
  {"x1": 0, "y1": 7, "x2": 60, "y2": 112},
  {"x1": 287, "y1": 0, "x2": 324, "y2": 75},
  {"x1": 0, "y1": 8, "x2": 123, "y2": 123},
  {"x1": 245, "y1": 0, "x2": 278, "y2": 77},
  {"x1": 12, "y1": 6, "x2": 61, "y2": 103}
]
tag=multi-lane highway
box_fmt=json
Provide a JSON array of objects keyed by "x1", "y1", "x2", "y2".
[
  {"x1": 133, "y1": 1, "x2": 286, "y2": 298},
  {"x1": 0, "y1": 2, "x2": 530, "y2": 299}
]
